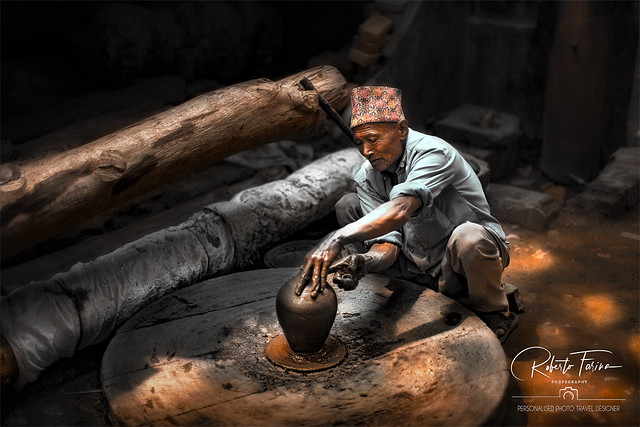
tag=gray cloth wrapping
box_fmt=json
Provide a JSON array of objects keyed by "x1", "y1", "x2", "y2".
[
  {"x1": 1, "y1": 280, "x2": 81, "y2": 387},
  {"x1": 1, "y1": 216, "x2": 233, "y2": 388}
]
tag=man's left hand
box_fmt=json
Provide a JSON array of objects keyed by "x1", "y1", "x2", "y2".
[{"x1": 328, "y1": 254, "x2": 366, "y2": 291}]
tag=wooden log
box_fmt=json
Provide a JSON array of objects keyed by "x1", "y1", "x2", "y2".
[
  {"x1": 0, "y1": 165, "x2": 288, "y2": 295},
  {"x1": 0, "y1": 66, "x2": 349, "y2": 261}
]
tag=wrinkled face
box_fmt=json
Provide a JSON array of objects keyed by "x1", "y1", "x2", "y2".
[{"x1": 353, "y1": 121, "x2": 408, "y2": 172}]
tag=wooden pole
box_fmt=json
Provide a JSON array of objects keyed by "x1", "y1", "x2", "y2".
[
  {"x1": 0, "y1": 66, "x2": 349, "y2": 261},
  {"x1": 540, "y1": 1, "x2": 613, "y2": 184}
]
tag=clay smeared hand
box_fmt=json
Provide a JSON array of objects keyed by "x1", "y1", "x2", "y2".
[
  {"x1": 294, "y1": 232, "x2": 344, "y2": 298},
  {"x1": 328, "y1": 254, "x2": 366, "y2": 291}
]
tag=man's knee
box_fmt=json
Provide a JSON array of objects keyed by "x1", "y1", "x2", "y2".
[
  {"x1": 335, "y1": 193, "x2": 362, "y2": 227},
  {"x1": 449, "y1": 222, "x2": 484, "y2": 250},
  {"x1": 448, "y1": 222, "x2": 498, "y2": 262}
]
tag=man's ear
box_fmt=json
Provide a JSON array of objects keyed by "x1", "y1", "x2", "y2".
[{"x1": 397, "y1": 120, "x2": 409, "y2": 138}]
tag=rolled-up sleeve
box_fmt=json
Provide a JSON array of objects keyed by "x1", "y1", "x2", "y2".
[
  {"x1": 354, "y1": 174, "x2": 403, "y2": 248},
  {"x1": 389, "y1": 146, "x2": 456, "y2": 212}
]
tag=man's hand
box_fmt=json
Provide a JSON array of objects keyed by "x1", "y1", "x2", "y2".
[
  {"x1": 294, "y1": 232, "x2": 344, "y2": 298},
  {"x1": 292, "y1": 192, "x2": 418, "y2": 298},
  {"x1": 328, "y1": 254, "x2": 367, "y2": 291}
]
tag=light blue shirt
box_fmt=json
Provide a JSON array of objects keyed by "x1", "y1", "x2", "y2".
[{"x1": 353, "y1": 128, "x2": 506, "y2": 275}]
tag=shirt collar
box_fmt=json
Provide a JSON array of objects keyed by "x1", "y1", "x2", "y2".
[{"x1": 394, "y1": 129, "x2": 410, "y2": 175}]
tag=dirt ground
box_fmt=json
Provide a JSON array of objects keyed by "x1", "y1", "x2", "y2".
[
  {"x1": 501, "y1": 205, "x2": 640, "y2": 426},
  {"x1": 1, "y1": 202, "x2": 638, "y2": 426}
]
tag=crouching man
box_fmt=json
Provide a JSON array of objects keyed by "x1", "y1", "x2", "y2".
[{"x1": 295, "y1": 86, "x2": 517, "y2": 343}]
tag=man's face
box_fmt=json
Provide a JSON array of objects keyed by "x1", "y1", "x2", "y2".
[{"x1": 353, "y1": 121, "x2": 408, "y2": 172}]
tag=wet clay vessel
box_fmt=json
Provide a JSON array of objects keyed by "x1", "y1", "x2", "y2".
[{"x1": 275, "y1": 271, "x2": 338, "y2": 353}]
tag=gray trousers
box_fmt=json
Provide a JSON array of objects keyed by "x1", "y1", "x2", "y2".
[{"x1": 335, "y1": 193, "x2": 510, "y2": 313}]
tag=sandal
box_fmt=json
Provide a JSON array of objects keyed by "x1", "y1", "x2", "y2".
[{"x1": 477, "y1": 311, "x2": 518, "y2": 344}]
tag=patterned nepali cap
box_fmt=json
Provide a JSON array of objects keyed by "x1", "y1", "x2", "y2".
[{"x1": 350, "y1": 86, "x2": 405, "y2": 128}]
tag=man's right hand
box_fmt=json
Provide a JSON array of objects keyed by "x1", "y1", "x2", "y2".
[
  {"x1": 294, "y1": 232, "x2": 345, "y2": 298},
  {"x1": 328, "y1": 254, "x2": 367, "y2": 291}
]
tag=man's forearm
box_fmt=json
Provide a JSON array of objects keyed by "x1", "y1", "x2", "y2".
[
  {"x1": 334, "y1": 195, "x2": 421, "y2": 246},
  {"x1": 363, "y1": 242, "x2": 400, "y2": 273}
]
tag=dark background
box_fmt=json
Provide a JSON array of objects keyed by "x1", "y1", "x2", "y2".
[{"x1": 2, "y1": 1, "x2": 637, "y2": 160}]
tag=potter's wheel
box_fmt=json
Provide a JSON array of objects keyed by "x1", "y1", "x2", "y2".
[
  {"x1": 101, "y1": 268, "x2": 509, "y2": 426},
  {"x1": 264, "y1": 334, "x2": 346, "y2": 372}
]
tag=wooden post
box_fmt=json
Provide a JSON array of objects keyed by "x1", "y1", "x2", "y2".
[
  {"x1": 540, "y1": 1, "x2": 613, "y2": 184},
  {"x1": 0, "y1": 66, "x2": 349, "y2": 261}
]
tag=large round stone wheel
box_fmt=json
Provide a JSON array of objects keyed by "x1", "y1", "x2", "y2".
[{"x1": 101, "y1": 268, "x2": 509, "y2": 425}]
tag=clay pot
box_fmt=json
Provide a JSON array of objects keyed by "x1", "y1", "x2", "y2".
[{"x1": 275, "y1": 271, "x2": 338, "y2": 353}]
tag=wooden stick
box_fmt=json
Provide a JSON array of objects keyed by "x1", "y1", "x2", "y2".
[{"x1": 300, "y1": 77, "x2": 354, "y2": 142}]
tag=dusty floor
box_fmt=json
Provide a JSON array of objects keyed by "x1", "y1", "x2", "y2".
[
  {"x1": 1, "y1": 203, "x2": 638, "y2": 426},
  {"x1": 501, "y1": 205, "x2": 640, "y2": 426}
]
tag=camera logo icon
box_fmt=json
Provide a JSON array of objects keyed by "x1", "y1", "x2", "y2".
[{"x1": 559, "y1": 387, "x2": 579, "y2": 400}]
